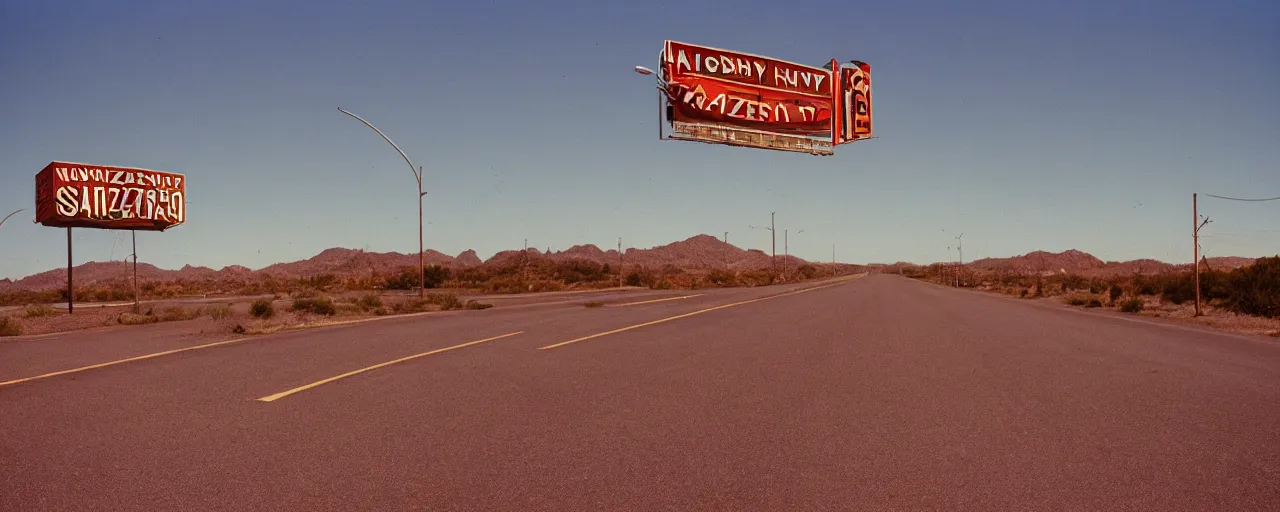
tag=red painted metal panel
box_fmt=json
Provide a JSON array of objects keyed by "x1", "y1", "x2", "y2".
[
  {"x1": 662, "y1": 41, "x2": 835, "y2": 138},
  {"x1": 34, "y1": 161, "x2": 187, "y2": 231},
  {"x1": 836, "y1": 62, "x2": 874, "y2": 145}
]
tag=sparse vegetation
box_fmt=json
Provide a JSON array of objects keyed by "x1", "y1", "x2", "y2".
[
  {"x1": 207, "y1": 304, "x2": 234, "y2": 320},
  {"x1": 292, "y1": 297, "x2": 336, "y2": 316},
  {"x1": 0, "y1": 316, "x2": 22, "y2": 336},
  {"x1": 159, "y1": 307, "x2": 202, "y2": 322},
  {"x1": 118, "y1": 313, "x2": 159, "y2": 325},
  {"x1": 464, "y1": 300, "x2": 493, "y2": 310},
  {"x1": 250, "y1": 299, "x2": 275, "y2": 319},
  {"x1": 1119, "y1": 298, "x2": 1144, "y2": 314},
  {"x1": 1064, "y1": 295, "x2": 1089, "y2": 307},
  {"x1": 356, "y1": 294, "x2": 383, "y2": 311},
  {"x1": 1085, "y1": 298, "x2": 1103, "y2": 308},
  {"x1": 24, "y1": 304, "x2": 57, "y2": 318},
  {"x1": 425, "y1": 293, "x2": 463, "y2": 311}
]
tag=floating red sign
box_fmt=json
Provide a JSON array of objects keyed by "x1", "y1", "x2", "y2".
[
  {"x1": 34, "y1": 161, "x2": 187, "y2": 231},
  {"x1": 836, "y1": 62, "x2": 873, "y2": 145},
  {"x1": 663, "y1": 41, "x2": 834, "y2": 137}
]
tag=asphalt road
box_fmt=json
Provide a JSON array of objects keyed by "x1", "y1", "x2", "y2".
[{"x1": 2, "y1": 275, "x2": 1278, "y2": 511}]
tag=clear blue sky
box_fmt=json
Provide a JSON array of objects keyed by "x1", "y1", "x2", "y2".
[{"x1": 2, "y1": 0, "x2": 1277, "y2": 279}]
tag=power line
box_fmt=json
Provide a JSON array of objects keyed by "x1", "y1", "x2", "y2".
[{"x1": 1203, "y1": 194, "x2": 1280, "y2": 202}]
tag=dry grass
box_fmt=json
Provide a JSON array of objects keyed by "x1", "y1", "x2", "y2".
[
  {"x1": 23, "y1": 304, "x2": 58, "y2": 318},
  {"x1": 206, "y1": 304, "x2": 235, "y2": 320},
  {"x1": 0, "y1": 316, "x2": 22, "y2": 336},
  {"x1": 159, "y1": 306, "x2": 202, "y2": 322},
  {"x1": 118, "y1": 312, "x2": 160, "y2": 325}
]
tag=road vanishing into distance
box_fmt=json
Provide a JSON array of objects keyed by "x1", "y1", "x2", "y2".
[{"x1": 3, "y1": 275, "x2": 1279, "y2": 511}]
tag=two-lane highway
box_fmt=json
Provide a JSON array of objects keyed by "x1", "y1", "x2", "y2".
[{"x1": 2, "y1": 275, "x2": 1279, "y2": 511}]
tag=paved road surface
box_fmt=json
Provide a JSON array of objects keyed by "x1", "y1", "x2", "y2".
[{"x1": 2, "y1": 275, "x2": 1278, "y2": 511}]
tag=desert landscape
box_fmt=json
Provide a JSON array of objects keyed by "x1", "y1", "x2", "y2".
[{"x1": 2, "y1": 232, "x2": 1275, "y2": 339}]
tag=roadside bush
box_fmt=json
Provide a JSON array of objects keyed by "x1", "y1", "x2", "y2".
[
  {"x1": 1119, "y1": 298, "x2": 1144, "y2": 314},
  {"x1": 464, "y1": 300, "x2": 493, "y2": 310},
  {"x1": 118, "y1": 313, "x2": 159, "y2": 325},
  {"x1": 250, "y1": 299, "x2": 275, "y2": 319},
  {"x1": 24, "y1": 304, "x2": 57, "y2": 318},
  {"x1": 1085, "y1": 298, "x2": 1104, "y2": 308},
  {"x1": 425, "y1": 293, "x2": 463, "y2": 311},
  {"x1": 206, "y1": 304, "x2": 234, "y2": 320},
  {"x1": 356, "y1": 294, "x2": 383, "y2": 311},
  {"x1": 424, "y1": 265, "x2": 451, "y2": 289},
  {"x1": 1224, "y1": 256, "x2": 1280, "y2": 318},
  {"x1": 1109, "y1": 284, "x2": 1124, "y2": 303},
  {"x1": 0, "y1": 316, "x2": 22, "y2": 336},
  {"x1": 298, "y1": 274, "x2": 338, "y2": 292},
  {"x1": 1064, "y1": 295, "x2": 1088, "y2": 307},
  {"x1": 159, "y1": 307, "x2": 202, "y2": 322},
  {"x1": 796, "y1": 264, "x2": 818, "y2": 280},
  {"x1": 292, "y1": 297, "x2": 336, "y2": 316}
]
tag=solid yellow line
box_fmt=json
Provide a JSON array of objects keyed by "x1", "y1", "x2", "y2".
[
  {"x1": 256, "y1": 331, "x2": 523, "y2": 403},
  {"x1": 539, "y1": 281, "x2": 847, "y2": 350},
  {"x1": 611, "y1": 294, "x2": 703, "y2": 307},
  {"x1": 0, "y1": 336, "x2": 255, "y2": 388}
]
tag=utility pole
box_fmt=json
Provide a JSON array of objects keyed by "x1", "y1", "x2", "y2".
[
  {"x1": 618, "y1": 237, "x2": 624, "y2": 288},
  {"x1": 523, "y1": 238, "x2": 528, "y2": 283},
  {"x1": 954, "y1": 233, "x2": 964, "y2": 287},
  {"x1": 724, "y1": 231, "x2": 729, "y2": 268},
  {"x1": 1193, "y1": 193, "x2": 1211, "y2": 317},
  {"x1": 771, "y1": 212, "x2": 776, "y2": 281}
]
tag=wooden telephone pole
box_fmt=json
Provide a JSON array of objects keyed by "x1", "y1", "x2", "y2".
[{"x1": 1193, "y1": 193, "x2": 1211, "y2": 317}]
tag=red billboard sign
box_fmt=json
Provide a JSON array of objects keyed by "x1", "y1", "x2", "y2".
[
  {"x1": 663, "y1": 40, "x2": 835, "y2": 137},
  {"x1": 836, "y1": 62, "x2": 873, "y2": 145},
  {"x1": 35, "y1": 161, "x2": 187, "y2": 231},
  {"x1": 657, "y1": 41, "x2": 872, "y2": 155}
]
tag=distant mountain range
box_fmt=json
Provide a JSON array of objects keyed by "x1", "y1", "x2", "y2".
[
  {"x1": 0, "y1": 234, "x2": 811, "y2": 292},
  {"x1": 0, "y1": 236, "x2": 1264, "y2": 293}
]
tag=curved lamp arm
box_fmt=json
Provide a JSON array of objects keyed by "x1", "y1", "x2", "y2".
[
  {"x1": 0, "y1": 209, "x2": 25, "y2": 229},
  {"x1": 337, "y1": 107, "x2": 422, "y2": 188}
]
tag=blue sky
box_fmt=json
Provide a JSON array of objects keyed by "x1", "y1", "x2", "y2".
[{"x1": 1, "y1": 0, "x2": 1277, "y2": 279}]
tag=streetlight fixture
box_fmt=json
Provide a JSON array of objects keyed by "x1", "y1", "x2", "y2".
[
  {"x1": 337, "y1": 107, "x2": 427, "y2": 298},
  {"x1": 634, "y1": 66, "x2": 654, "y2": 75},
  {"x1": 0, "y1": 209, "x2": 25, "y2": 229}
]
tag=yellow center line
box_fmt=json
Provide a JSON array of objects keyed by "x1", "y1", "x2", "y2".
[
  {"x1": 256, "y1": 331, "x2": 523, "y2": 403},
  {"x1": 539, "y1": 281, "x2": 850, "y2": 350},
  {"x1": 611, "y1": 294, "x2": 703, "y2": 307},
  {"x1": 0, "y1": 336, "x2": 256, "y2": 388}
]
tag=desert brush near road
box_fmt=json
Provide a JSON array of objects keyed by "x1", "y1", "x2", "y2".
[{"x1": 2, "y1": 275, "x2": 1278, "y2": 511}]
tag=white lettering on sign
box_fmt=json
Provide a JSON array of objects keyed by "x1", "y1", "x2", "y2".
[
  {"x1": 48, "y1": 166, "x2": 185, "y2": 225},
  {"x1": 674, "y1": 47, "x2": 830, "y2": 94}
]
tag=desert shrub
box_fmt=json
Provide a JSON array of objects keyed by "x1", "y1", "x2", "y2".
[
  {"x1": 1019, "y1": 288, "x2": 1030, "y2": 298},
  {"x1": 292, "y1": 297, "x2": 336, "y2": 316},
  {"x1": 1109, "y1": 284, "x2": 1124, "y2": 302},
  {"x1": 298, "y1": 274, "x2": 338, "y2": 291},
  {"x1": 0, "y1": 317, "x2": 21, "y2": 336},
  {"x1": 392, "y1": 299, "x2": 430, "y2": 314},
  {"x1": 706, "y1": 269, "x2": 737, "y2": 286},
  {"x1": 1085, "y1": 298, "x2": 1103, "y2": 308},
  {"x1": 159, "y1": 307, "x2": 202, "y2": 322},
  {"x1": 1119, "y1": 298, "x2": 1144, "y2": 313},
  {"x1": 250, "y1": 299, "x2": 275, "y2": 319},
  {"x1": 373, "y1": 307, "x2": 388, "y2": 316},
  {"x1": 291, "y1": 287, "x2": 321, "y2": 299},
  {"x1": 206, "y1": 304, "x2": 234, "y2": 320},
  {"x1": 356, "y1": 294, "x2": 383, "y2": 311},
  {"x1": 424, "y1": 265, "x2": 451, "y2": 289},
  {"x1": 425, "y1": 293, "x2": 463, "y2": 311},
  {"x1": 796, "y1": 264, "x2": 818, "y2": 280},
  {"x1": 384, "y1": 267, "x2": 420, "y2": 290},
  {"x1": 583, "y1": 301, "x2": 604, "y2": 308},
  {"x1": 529, "y1": 280, "x2": 565, "y2": 293},
  {"x1": 23, "y1": 304, "x2": 57, "y2": 318},
  {"x1": 118, "y1": 313, "x2": 159, "y2": 325},
  {"x1": 625, "y1": 272, "x2": 643, "y2": 287},
  {"x1": 464, "y1": 300, "x2": 493, "y2": 310},
  {"x1": 1062, "y1": 274, "x2": 1088, "y2": 291},
  {"x1": 1064, "y1": 295, "x2": 1088, "y2": 307},
  {"x1": 1224, "y1": 256, "x2": 1280, "y2": 318}
]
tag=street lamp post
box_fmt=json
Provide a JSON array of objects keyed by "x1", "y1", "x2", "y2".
[
  {"x1": 337, "y1": 107, "x2": 427, "y2": 298},
  {"x1": 0, "y1": 209, "x2": 24, "y2": 230}
]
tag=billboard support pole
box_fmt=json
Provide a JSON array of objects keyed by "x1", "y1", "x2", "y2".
[
  {"x1": 132, "y1": 230, "x2": 139, "y2": 312},
  {"x1": 66, "y1": 227, "x2": 73, "y2": 314},
  {"x1": 829, "y1": 59, "x2": 841, "y2": 148}
]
